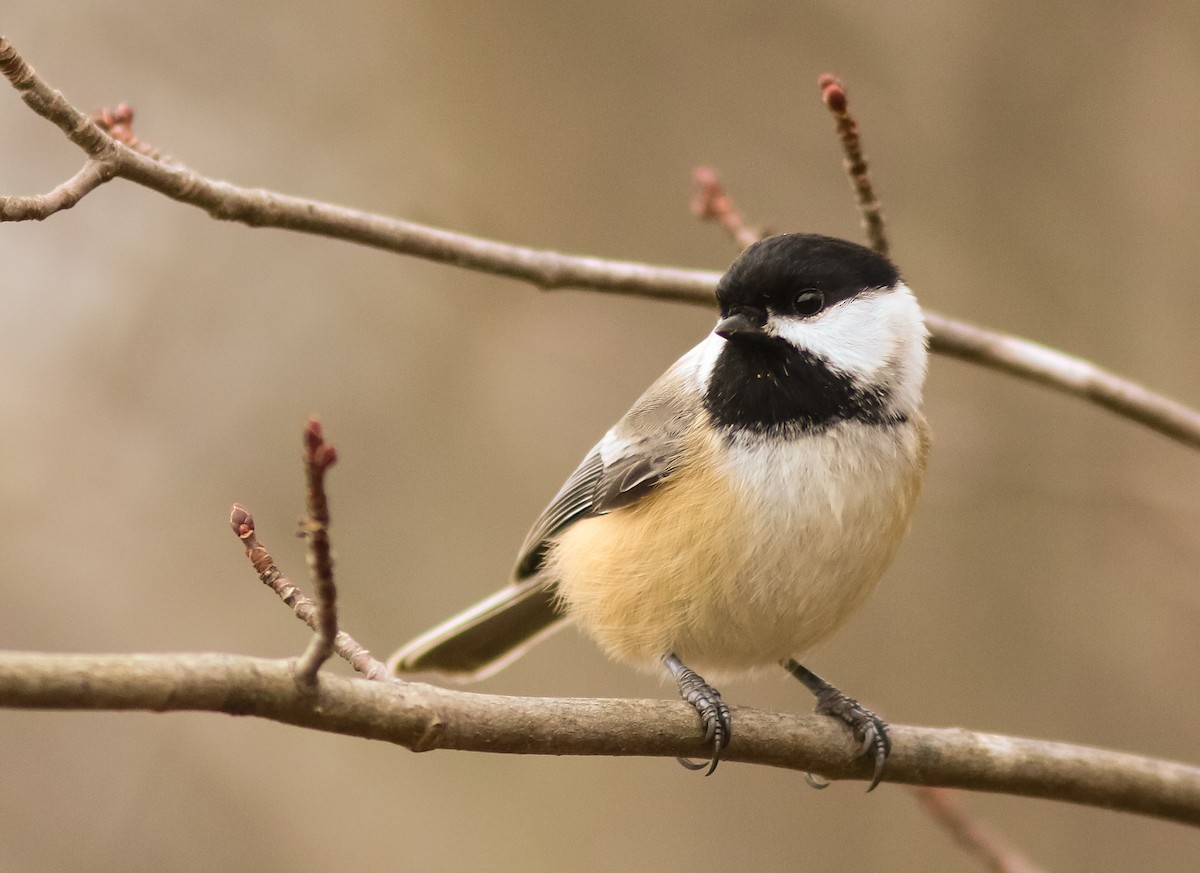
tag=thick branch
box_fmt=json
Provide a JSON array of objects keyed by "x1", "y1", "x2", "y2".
[
  {"x1": 1, "y1": 651, "x2": 1199, "y2": 827},
  {"x1": 2, "y1": 35, "x2": 1199, "y2": 449}
]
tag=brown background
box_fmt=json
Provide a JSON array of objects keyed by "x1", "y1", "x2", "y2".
[{"x1": 3, "y1": 2, "x2": 1200, "y2": 870}]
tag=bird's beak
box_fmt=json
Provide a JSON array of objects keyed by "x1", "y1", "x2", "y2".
[{"x1": 715, "y1": 308, "x2": 767, "y2": 339}]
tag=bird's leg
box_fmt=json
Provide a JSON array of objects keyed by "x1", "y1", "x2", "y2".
[
  {"x1": 783, "y1": 658, "x2": 890, "y2": 791},
  {"x1": 664, "y1": 653, "x2": 731, "y2": 776}
]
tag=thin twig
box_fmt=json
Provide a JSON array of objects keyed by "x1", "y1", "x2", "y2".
[
  {"x1": 691, "y1": 165, "x2": 766, "y2": 249},
  {"x1": 1, "y1": 36, "x2": 1199, "y2": 450},
  {"x1": 295, "y1": 417, "x2": 339, "y2": 682},
  {"x1": 2, "y1": 650, "x2": 1200, "y2": 827},
  {"x1": 819, "y1": 73, "x2": 889, "y2": 256},
  {"x1": 229, "y1": 504, "x2": 391, "y2": 681},
  {"x1": 911, "y1": 787, "x2": 1047, "y2": 873}
]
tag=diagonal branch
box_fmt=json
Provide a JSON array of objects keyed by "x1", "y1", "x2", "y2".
[
  {"x1": 2, "y1": 35, "x2": 1199, "y2": 450},
  {"x1": 911, "y1": 787, "x2": 1047, "y2": 873},
  {"x1": 924, "y1": 311, "x2": 1200, "y2": 446},
  {"x1": 2, "y1": 650, "x2": 1200, "y2": 828}
]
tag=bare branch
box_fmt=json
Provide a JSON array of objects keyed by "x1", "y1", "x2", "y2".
[
  {"x1": 1, "y1": 35, "x2": 1198, "y2": 450},
  {"x1": 912, "y1": 787, "x2": 1047, "y2": 873},
  {"x1": 1, "y1": 650, "x2": 1199, "y2": 827},
  {"x1": 819, "y1": 73, "x2": 889, "y2": 257},
  {"x1": 230, "y1": 504, "x2": 391, "y2": 681}
]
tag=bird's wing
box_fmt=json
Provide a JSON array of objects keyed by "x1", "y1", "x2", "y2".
[
  {"x1": 389, "y1": 341, "x2": 708, "y2": 680},
  {"x1": 513, "y1": 353, "x2": 703, "y2": 578}
]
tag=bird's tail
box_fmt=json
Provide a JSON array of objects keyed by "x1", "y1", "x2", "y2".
[{"x1": 387, "y1": 579, "x2": 567, "y2": 681}]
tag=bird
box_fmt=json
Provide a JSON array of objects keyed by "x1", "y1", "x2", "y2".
[{"x1": 388, "y1": 232, "x2": 929, "y2": 787}]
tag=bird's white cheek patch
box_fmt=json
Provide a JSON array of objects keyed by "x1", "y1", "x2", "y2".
[{"x1": 770, "y1": 284, "x2": 926, "y2": 392}]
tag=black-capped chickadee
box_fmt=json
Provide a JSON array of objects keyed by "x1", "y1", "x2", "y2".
[{"x1": 389, "y1": 233, "x2": 929, "y2": 787}]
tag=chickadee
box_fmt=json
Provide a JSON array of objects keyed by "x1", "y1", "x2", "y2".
[{"x1": 389, "y1": 233, "x2": 929, "y2": 786}]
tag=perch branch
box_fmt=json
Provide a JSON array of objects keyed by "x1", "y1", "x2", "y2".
[
  {"x1": 2, "y1": 650, "x2": 1200, "y2": 828},
  {"x1": 1, "y1": 35, "x2": 1199, "y2": 449}
]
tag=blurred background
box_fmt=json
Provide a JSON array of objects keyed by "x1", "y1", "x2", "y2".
[{"x1": 3, "y1": 2, "x2": 1200, "y2": 870}]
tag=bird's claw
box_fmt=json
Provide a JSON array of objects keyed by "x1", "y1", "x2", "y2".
[
  {"x1": 666, "y1": 655, "x2": 731, "y2": 776},
  {"x1": 803, "y1": 771, "x2": 830, "y2": 790},
  {"x1": 813, "y1": 686, "x2": 891, "y2": 791}
]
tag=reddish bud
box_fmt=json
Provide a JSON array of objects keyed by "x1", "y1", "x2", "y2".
[
  {"x1": 304, "y1": 417, "x2": 324, "y2": 451},
  {"x1": 690, "y1": 166, "x2": 724, "y2": 219},
  {"x1": 823, "y1": 85, "x2": 847, "y2": 113},
  {"x1": 230, "y1": 503, "x2": 255, "y2": 537}
]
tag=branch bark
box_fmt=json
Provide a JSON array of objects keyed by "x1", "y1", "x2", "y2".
[{"x1": 2, "y1": 650, "x2": 1199, "y2": 827}]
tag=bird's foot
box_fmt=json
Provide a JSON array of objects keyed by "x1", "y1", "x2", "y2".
[
  {"x1": 784, "y1": 659, "x2": 891, "y2": 791},
  {"x1": 812, "y1": 686, "x2": 890, "y2": 791},
  {"x1": 664, "y1": 654, "x2": 731, "y2": 776}
]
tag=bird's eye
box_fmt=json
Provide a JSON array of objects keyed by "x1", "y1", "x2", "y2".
[{"x1": 793, "y1": 289, "x2": 825, "y2": 316}]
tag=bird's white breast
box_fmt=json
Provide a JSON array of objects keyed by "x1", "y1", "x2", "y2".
[{"x1": 548, "y1": 416, "x2": 928, "y2": 675}]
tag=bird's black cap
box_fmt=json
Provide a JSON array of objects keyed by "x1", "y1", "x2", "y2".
[{"x1": 716, "y1": 233, "x2": 900, "y2": 315}]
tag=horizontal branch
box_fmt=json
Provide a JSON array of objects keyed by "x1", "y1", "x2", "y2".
[{"x1": 2, "y1": 650, "x2": 1199, "y2": 827}]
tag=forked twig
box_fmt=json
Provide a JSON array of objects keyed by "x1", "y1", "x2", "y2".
[{"x1": 230, "y1": 504, "x2": 392, "y2": 682}]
